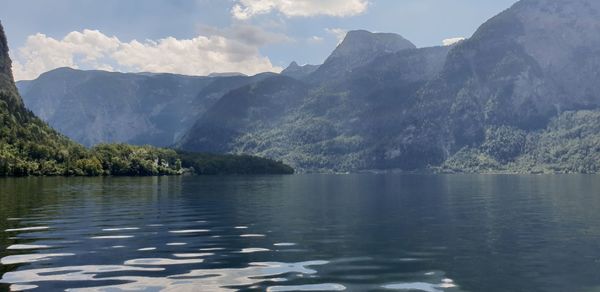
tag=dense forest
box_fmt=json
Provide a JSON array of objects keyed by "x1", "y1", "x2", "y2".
[
  {"x1": 441, "y1": 110, "x2": 600, "y2": 174},
  {"x1": 0, "y1": 22, "x2": 293, "y2": 177}
]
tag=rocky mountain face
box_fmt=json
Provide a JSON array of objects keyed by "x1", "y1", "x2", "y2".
[
  {"x1": 308, "y1": 30, "x2": 417, "y2": 82},
  {"x1": 392, "y1": 0, "x2": 600, "y2": 167},
  {"x1": 0, "y1": 22, "x2": 21, "y2": 109},
  {"x1": 178, "y1": 0, "x2": 600, "y2": 172},
  {"x1": 17, "y1": 68, "x2": 274, "y2": 146}
]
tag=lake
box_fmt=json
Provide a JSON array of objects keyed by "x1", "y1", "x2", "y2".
[{"x1": 1, "y1": 175, "x2": 600, "y2": 291}]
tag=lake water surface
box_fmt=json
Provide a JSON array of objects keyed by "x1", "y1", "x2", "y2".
[{"x1": 1, "y1": 175, "x2": 600, "y2": 291}]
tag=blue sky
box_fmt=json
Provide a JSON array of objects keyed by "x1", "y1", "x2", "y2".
[{"x1": 0, "y1": 0, "x2": 518, "y2": 80}]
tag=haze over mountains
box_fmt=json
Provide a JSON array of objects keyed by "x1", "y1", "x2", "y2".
[
  {"x1": 17, "y1": 0, "x2": 600, "y2": 173},
  {"x1": 17, "y1": 68, "x2": 275, "y2": 146}
]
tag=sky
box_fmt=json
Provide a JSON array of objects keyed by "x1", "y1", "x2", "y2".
[{"x1": 0, "y1": 0, "x2": 518, "y2": 81}]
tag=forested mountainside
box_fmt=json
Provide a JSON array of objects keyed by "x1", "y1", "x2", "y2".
[
  {"x1": 178, "y1": 0, "x2": 600, "y2": 173},
  {"x1": 0, "y1": 21, "x2": 293, "y2": 176},
  {"x1": 177, "y1": 31, "x2": 452, "y2": 172},
  {"x1": 0, "y1": 21, "x2": 96, "y2": 176}
]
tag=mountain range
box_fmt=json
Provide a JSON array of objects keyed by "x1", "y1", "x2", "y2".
[
  {"x1": 0, "y1": 21, "x2": 293, "y2": 176},
  {"x1": 16, "y1": 0, "x2": 600, "y2": 173},
  {"x1": 17, "y1": 68, "x2": 275, "y2": 146}
]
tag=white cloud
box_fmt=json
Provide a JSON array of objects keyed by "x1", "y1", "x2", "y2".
[
  {"x1": 12, "y1": 30, "x2": 120, "y2": 80},
  {"x1": 232, "y1": 0, "x2": 369, "y2": 20},
  {"x1": 442, "y1": 37, "x2": 465, "y2": 46},
  {"x1": 12, "y1": 29, "x2": 282, "y2": 81},
  {"x1": 325, "y1": 28, "x2": 348, "y2": 44},
  {"x1": 308, "y1": 36, "x2": 324, "y2": 43}
]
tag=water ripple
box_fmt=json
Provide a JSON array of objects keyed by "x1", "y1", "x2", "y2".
[
  {"x1": 169, "y1": 229, "x2": 210, "y2": 234},
  {"x1": 124, "y1": 258, "x2": 205, "y2": 266},
  {"x1": 1, "y1": 253, "x2": 75, "y2": 265},
  {"x1": 267, "y1": 283, "x2": 346, "y2": 291},
  {"x1": 0, "y1": 175, "x2": 480, "y2": 291},
  {"x1": 4, "y1": 227, "x2": 49, "y2": 232},
  {"x1": 6, "y1": 244, "x2": 52, "y2": 250},
  {"x1": 90, "y1": 235, "x2": 134, "y2": 239}
]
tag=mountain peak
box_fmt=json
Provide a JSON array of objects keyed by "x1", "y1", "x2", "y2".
[
  {"x1": 281, "y1": 61, "x2": 320, "y2": 80},
  {"x1": 308, "y1": 30, "x2": 416, "y2": 82},
  {"x1": 332, "y1": 30, "x2": 416, "y2": 58}
]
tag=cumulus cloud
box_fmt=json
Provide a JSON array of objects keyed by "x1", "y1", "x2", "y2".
[
  {"x1": 12, "y1": 28, "x2": 282, "y2": 81},
  {"x1": 232, "y1": 0, "x2": 369, "y2": 20},
  {"x1": 442, "y1": 37, "x2": 466, "y2": 46},
  {"x1": 12, "y1": 30, "x2": 120, "y2": 80}
]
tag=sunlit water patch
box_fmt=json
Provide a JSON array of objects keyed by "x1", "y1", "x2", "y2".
[{"x1": 6, "y1": 245, "x2": 52, "y2": 250}]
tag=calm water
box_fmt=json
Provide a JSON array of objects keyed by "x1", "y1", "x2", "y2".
[{"x1": 0, "y1": 175, "x2": 600, "y2": 292}]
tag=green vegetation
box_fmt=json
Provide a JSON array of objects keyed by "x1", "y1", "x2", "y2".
[
  {"x1": 0, "y1": 88, "x2": 90, "y2": 176},
  {"x1": 0, "y1": 94, "x2": 294, "y2": 177},
  {"x1": 440, "y1": 110, "x2": 600, "y2": 174},
  {"x1": 0, "y1": 52, "x2": 188, "y2": 176}
]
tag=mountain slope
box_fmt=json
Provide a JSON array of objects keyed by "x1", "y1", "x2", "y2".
[
  {"x1": 393, "y1": 0, "x2": 600, "y2": 168},
  {"x1": 17, "y1": 68, "x2": 273, "y2": 146},
  {"x1": 179, "y1": 0, "x2": 600, "y2": 173},
  {"x1": 177, "y1": 75, "x2": 310, "y2": 153},
  {"x1": 178, "y1": 35, "x2": 450, "y2": 171},
  {"x1": 0, "y1": 22, "x2": 94, "y2": 175},
  {"x1": 0, "y1": 23, "x2": 19, "y2": 109}
]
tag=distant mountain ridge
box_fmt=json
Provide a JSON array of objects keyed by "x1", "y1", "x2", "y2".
[
  {"x1": 17, "y1": 67, "x2": 273, "y2": 146},
  {"x1": 17, "y1": 0, "x2": 600, "y2": 173},
  {"x1": 280, "y1": 62, "x2": 319, "y2": 80}
]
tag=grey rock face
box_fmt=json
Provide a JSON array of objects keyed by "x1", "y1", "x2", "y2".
[
  {"x1": 0, "y1": 21, "x2": 21, "y2": 107},
  {"x1": 308, "y1": 30, "x2": 417, "y2": 82},
  {"x1": 17, "y1": 68, "x2": 271, "y2": 147}
]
